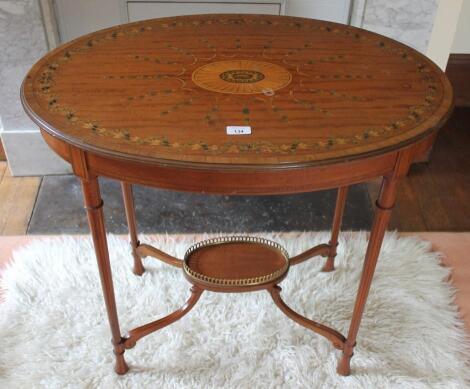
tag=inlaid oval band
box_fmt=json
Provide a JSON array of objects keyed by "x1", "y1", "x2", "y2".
[{"x1": 192, "y1": 60, "x2": 292, "y2": 94}]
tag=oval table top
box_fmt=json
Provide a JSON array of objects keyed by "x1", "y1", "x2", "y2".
[{"x1": 22, "y1": 14, "x2": 453, "y2": 170}]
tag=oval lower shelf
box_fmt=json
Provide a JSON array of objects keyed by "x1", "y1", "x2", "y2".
[{"x1": 183, "y1": 236, "x2": 289, "y2": 291}]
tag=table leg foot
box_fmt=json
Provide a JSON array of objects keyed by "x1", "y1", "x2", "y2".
[
  {"x1": 337, "y1": 354, "x2": 351, "y2": 376},
  {"x1": 321, "y1": 258, "x2": 335, "y2": 272},
  {"x1": 337, "y1": 341, "x2": 355, "y2": 376},
  {"x1": 133, "y1": 265, "x2": 145, "y2": 276},
  {"x1": 132, "y1": 248, "x2": 145, "y2": 276},
  {"x1": 114, "y1": 348, "x2": 129, "y2": 375}
]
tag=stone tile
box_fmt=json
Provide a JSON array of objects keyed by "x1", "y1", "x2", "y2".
[{"x1": 28, "y1": 175, "x2": 373, "y2": 234}]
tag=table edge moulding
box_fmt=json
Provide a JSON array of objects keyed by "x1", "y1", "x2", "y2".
[{"x1": 20, "y1": 14, "x2": 453, "y2": 377}]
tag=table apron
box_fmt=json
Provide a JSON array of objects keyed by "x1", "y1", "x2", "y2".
[{"x1": 41, "y1": 128, "x2": 435, "y2": 195}]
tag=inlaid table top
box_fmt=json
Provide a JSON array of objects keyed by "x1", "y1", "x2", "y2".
[{"x1": 22, "y1": 14, "x2": 453, "y2": 169}]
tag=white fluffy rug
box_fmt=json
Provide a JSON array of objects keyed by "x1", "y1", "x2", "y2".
[{"x1": 1, "y1": 232, "x2": 469, "y2": 388}]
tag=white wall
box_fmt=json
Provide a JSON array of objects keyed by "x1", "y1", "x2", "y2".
[
  {"x1": 452, "y1": 0, "x2": 470, "y2": 53},
  {"x1": 427, "y1": 0, "x2": 463, "y2": 69}
]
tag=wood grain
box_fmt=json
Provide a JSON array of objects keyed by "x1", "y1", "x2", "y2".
[
  {"x1": 0, "y1": 162, "x2": 41, "y2": 235},
  {"x1": 22, "y1": 14, "x2": 453, "y2": 169},
  {"x1": 81, "y1": 175, "x2": 129, "y2": 375}
]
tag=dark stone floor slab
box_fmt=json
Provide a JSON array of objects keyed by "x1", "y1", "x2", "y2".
[{"x1": 28, "y1": 175, "x2": 373, "y2": 234}]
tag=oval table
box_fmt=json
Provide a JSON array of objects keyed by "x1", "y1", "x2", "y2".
[{"x1": 21, "y1": 14, "x2": 453, "y2": 377}]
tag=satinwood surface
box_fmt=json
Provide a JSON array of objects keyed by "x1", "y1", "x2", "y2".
[{"x1": 21, "y1": 14, "x2": 452, "y2": 169}]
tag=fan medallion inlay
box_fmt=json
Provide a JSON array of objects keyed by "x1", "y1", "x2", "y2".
[{"x1": 192, "y1": 60, "x2": 292, "y2": 94}]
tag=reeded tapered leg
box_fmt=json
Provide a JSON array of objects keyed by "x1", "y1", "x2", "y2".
[
  {"x1": 337, "y1": 174, "x2": 398, "y2": 376},
  {"x1": 121, "y1": 182, "x2": 145, "y2": 276},
  {"x1": 323, "y1": 186, "x2": 349, "y2": 272},
  {"x1": 82, "y1": 177, "x2": 129, "y2": 375}
]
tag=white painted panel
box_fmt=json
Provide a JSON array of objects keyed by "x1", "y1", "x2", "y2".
[
  {"x1": 427, "y1": 0, "x2": 463, "y2": 69},
  {"x1": 128, "y1": 2, "x2": 281, "y2": 21},
  {"x1": 287, "y1": 0, "x2": 351, "y2": 23},
  {"x1": 452, "y1": 0, "x2": 470, "y2": 53},
  {"x1": 54, "y1": 0, "x2": 122, "y2": 42},
  {"x1": 53, "y1": 0, "x2": 351, "y2": 43}
]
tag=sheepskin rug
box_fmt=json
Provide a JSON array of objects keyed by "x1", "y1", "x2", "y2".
[{"x1": 1, "y1": 232, "x2": 469, "y2": 388}]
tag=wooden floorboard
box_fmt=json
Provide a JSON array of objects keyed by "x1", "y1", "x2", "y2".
[
  {"x1": 368, "y1": 107, "x2": 470, "y2": 231},
  {"x1": 0, "y1": 162, "x2": 41, "y2": 235},
  {"x1": 0, "y1": 162, "x2": 6, "y2": 182},
  {"x1": 0, "y1": 139, "x2": 6, "y2": 162}
]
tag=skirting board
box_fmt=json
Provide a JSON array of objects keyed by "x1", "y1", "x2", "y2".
[{"x1": 0, "y1": 130, "x2": 71, "y2": 176}]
